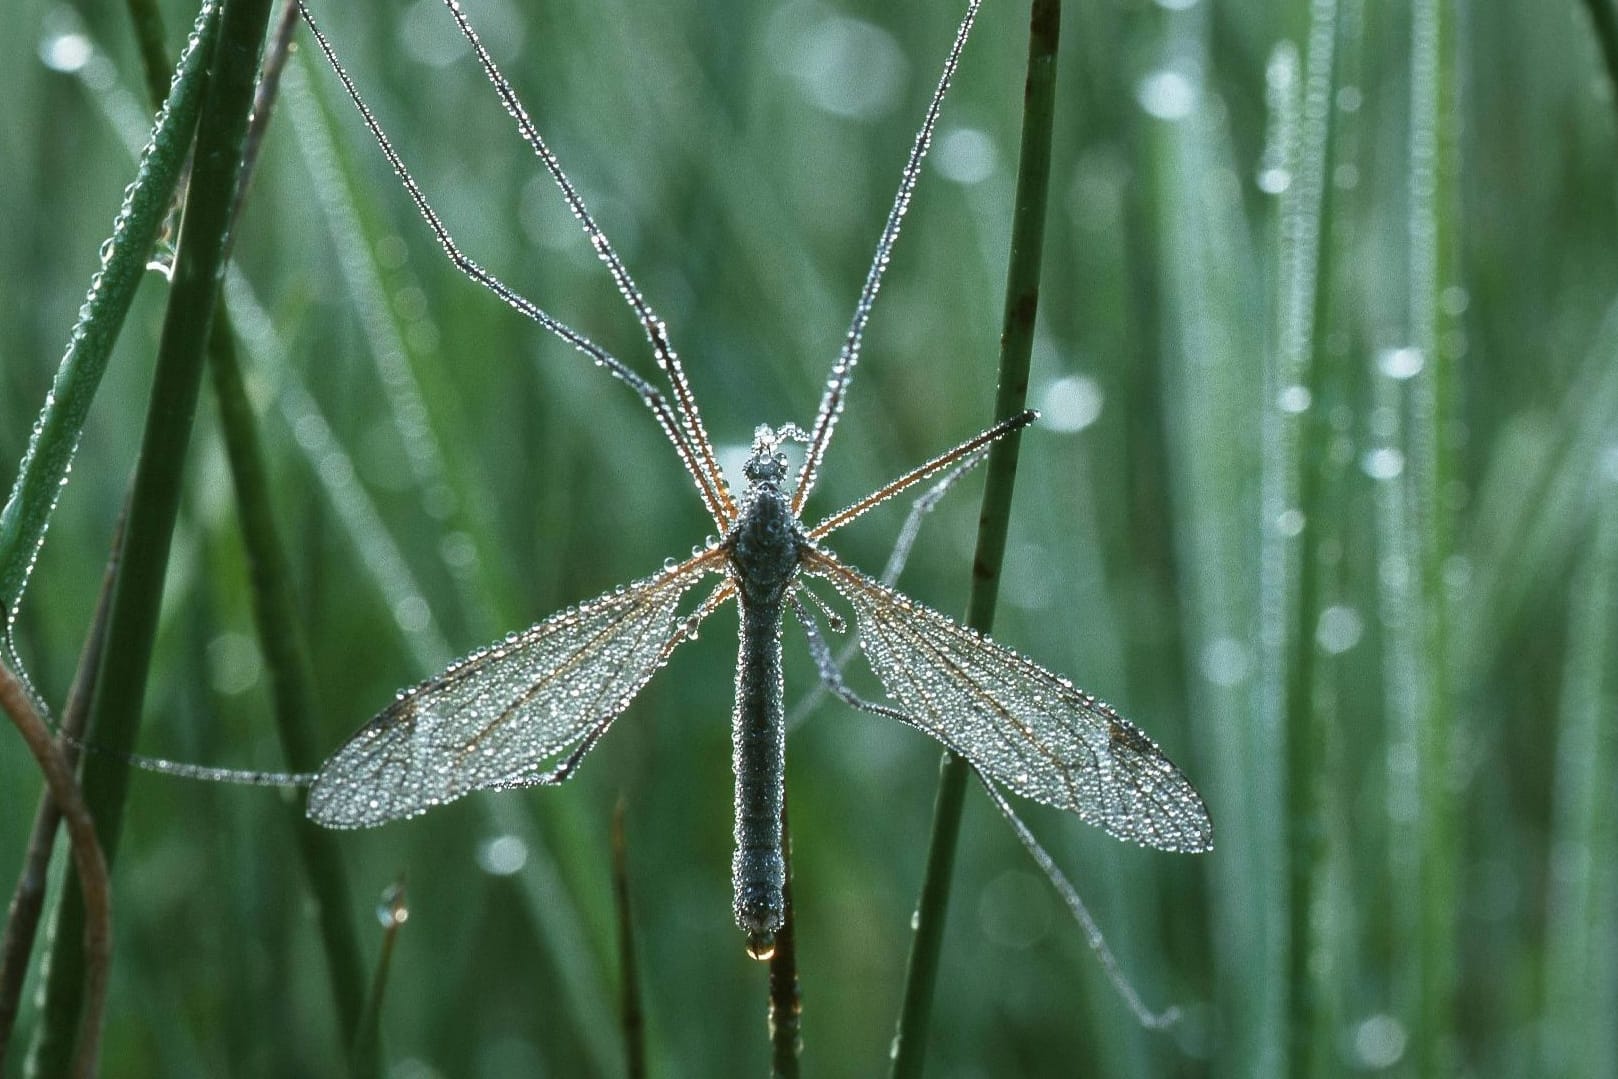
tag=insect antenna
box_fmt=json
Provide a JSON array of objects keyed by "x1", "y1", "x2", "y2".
[
  {"x1": 793, "y1": 0, "x2": 985, "y2": 513},
  {"x1": 436, "y1": 0, "x2": 734, "y2": 525},
  {"x1": 294, "y1": 2, "x2": 732, "y2": 526}
]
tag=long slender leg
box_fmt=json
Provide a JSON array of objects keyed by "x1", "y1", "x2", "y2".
[
  {"x1": 792, "y1": 0, "x2": 985, "y2": 513},
  {"x1": 437, "y1": 0, "x2": 734, "y2": 524},
  {"x1": 790, "y1": 600, "x2": 1180, "y2": 1031},
  {"x1": 783, "y1": 446, "x2": 991, "y2": 731},
  {"x1": 791, "y1": 598, "x2": 911, "y2": 726},
  {"x1": 807, "y1": 409, "x2": 1035, "y2": 541},
  {"x1": 296, "y1": 3, "x2": 731, "y2": 526},
  {"x1": 875, "y1": 447, "x2": 992, "y2": 587},
  {"x1": 972, "y1": 776, "x2": 1181, "y2": 1031}
]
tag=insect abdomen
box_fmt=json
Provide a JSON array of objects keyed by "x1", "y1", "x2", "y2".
[{"x1": 732, "y1": 592, "x2": 787, "y2": 959}]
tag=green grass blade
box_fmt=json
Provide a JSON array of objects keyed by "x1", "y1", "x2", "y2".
[
  {"x1": 1581, "y1": 0, "x2": 1618, "y2": 99},
  {"x1": 111, "y1": 0, "x2": 370, "y2": 1051},
  {"x1": 206, "y1": 314, "x2": 369, "y2": 1040},
  {"x1": 767, "y1": 806, "x2": 802, "y2": 1078},
  {"x1": 1148, "y1": 20, "x2": 1274, "y2": 1075},
  {"x1": 0, "y1": 0, "x2": 221, "y2": 638},
  {"x1": 0, "y1": 509, "x2": 118, "y2": 1057},
  {"x1": 0, "y1": 662, "x2": 111, "y2": 1077},
  {"x1": 1407, "y1": 0, "x2": 1462, "y2": 1070},
  {"x1": 284, "y1": 49, "x2": 507, "y2": 631},
  {"x1": 1272, "y1": 0, "x2": 1341, "y2": 1071},
  {"x1": 612, "y1": 798, "x2": 648, "y2": 1079},
  {"x1": 889, "y1": 2, "x2": 1057, "y2": 1073},
  {"x1": 1539, "y1": 483, "x2": 1618, "y2": 1077},
  {"x1": 123, "y1": 0, "x2": 174, "y2": 110},
  {"x1": 221, "y1": 272, "x2": 623, "y2": 1074},
  {"x1": 22, "y1": 0, "x2": 276, "y2": 1071},
  {"x1": 350, "y1": 879, "x2": 407, "y2": 1079}
]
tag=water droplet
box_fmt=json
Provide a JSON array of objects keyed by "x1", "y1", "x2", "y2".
[
  {"x1": 935, "y1": 127, "x2": 998, "y2": 185},
  {"x1": 318, "y1": 452, "x2": 354, "y2": 489},
  {"x1": 39, "y1": 32, "x2": 92, "y2": 73},
  {"x1": 206, "y1": 632, "x2": 263, "y2": 695},
  {"x1": 768, "y1": 8, "x2": 907, "y2": 121},
  {"x1": 1377, "y1": 346, "x2": 1423, "y2": 380},
  {"x1": 1137, "y1": 70, "x2": 1198, "y2": 120},
  {"x1": 746, "y1": 932, "x2": 776, "y2": 961},
  {"x1": 1361, "y1": 447, "x2": 1404, "y2": 480},
  {"x1": 976, "y1": 870, "x2": 1052, "y2": 949},
  {"x1": 376, "y1": 882, "x2": 410, "y2": 928},
  {"x1": 1200, "y1": 637, "x2": 1250, "y2": 687},
  {"x1": 1039, "y1": 375, "x2": 1104, "y2": 433},
  {"x1": 1315, "y1": 605, "x2": 1362, "y2": 655},
  {"x1": 476, "y1": 834, "x2": 529, "y2": 876},
  {"x1": 394, "y1": 595, "x2": 432, "y2": 634},
  {"x1": 1257, "y1": 166, "x2": 1292, "y2": 194},
  {"x1": 1277, "y1": 384, "x2": 1311, "y2": 413},
  {"x1": 1350, "y1": 1014, "x2": 1407, "y2": 1069},
  {"x1": 440, "y1": 531, "x2": 477, "y2": 568}
]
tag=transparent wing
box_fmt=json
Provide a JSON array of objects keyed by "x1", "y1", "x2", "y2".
[
  {"x1": 807, "y1": 551, "x2": 1212, "y2": 853},
  {"x1": 309, "y1": 551, "x2": 722, "y2": 828}
]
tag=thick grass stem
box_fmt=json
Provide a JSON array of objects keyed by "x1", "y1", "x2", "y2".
[{"x1": 890, "y1": 1, "x2": 1058, "y2": 1073}]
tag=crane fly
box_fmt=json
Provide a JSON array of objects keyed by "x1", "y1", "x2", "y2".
[{"x1": 298, "y1": 0, "x2": 1212, "y2": 960}]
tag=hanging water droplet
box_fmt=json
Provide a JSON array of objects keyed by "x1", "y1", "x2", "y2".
[{"x1": 375, "y1": 882, "x2": 410, "y2": 928}]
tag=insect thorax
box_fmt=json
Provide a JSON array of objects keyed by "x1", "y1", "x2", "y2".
[
  {"x1": 725, "y1": 429, "x2": 806, "y2": 602},
  {"x1": 725, "y1": 485, "x2": 803, "y2": 602}
]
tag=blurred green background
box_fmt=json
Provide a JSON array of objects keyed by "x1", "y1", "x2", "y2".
[{"x1": 3, "y1": 0, "x2": 1615, "y2": 1075}]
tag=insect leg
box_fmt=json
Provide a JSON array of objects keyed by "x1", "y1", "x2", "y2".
[
  {"x1": 792, "y1": 599, "x2": 1183, "y2": 1031},
  {"x1": 807, "y1": 409, "x2": 1035, "y2": 540},
  {"x1": 783, "y1": 448, "x2": 986, "y2": 732},
  {"x1": 296, "y1": 3, "x2": 731, "y2": 526},
  {"x1": 793, "y1": 0, "x2": 986, "y2": 512},
  {"x1": 972, "y1": 773, "x2": 1183, "y2": 1031},
  {"x1": 791, "y1": 598, "x2": 910, "y2": 726},
  {"x1": 874, "y1": 445, "x2": 993, "y2": 586},
  {"x1": 435, "y1": 0, "x2": 735, "y2": 524}
]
